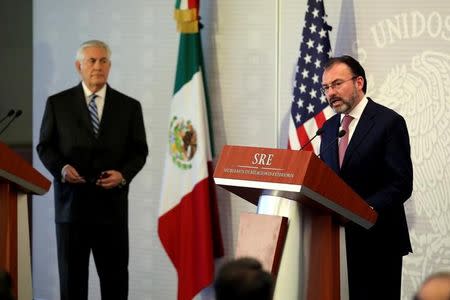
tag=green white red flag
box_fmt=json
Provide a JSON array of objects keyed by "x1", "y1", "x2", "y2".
[{"x1": 158, "y1": 1, "x2": 224, "y2": 299}]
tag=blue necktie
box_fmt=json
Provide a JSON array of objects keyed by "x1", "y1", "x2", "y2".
[{"x1": 88, "y1": 94, "x2": 100, "y2": 136}]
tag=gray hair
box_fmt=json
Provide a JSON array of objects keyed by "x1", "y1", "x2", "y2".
[{"x1": 76, "y1": 40, "x2": 111, "y2": 62}]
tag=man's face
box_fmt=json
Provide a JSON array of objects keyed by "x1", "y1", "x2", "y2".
[
  {"x1": 76, "y1": 46, "x2": 111, "y2": 92},
  {"x1": 321, "y1": 62, "x2": 363, "y2": 114}
]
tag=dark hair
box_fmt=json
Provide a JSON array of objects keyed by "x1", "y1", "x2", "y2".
[
  {"x1": 214, "y1": 257, "x2": 274, "y2": 300},
  {"x1": 0, "y1": 269, "x2": 14, "y2": 300},
  {"x1": 324, "y1": 55, "x2": 367, "y2": 93}
]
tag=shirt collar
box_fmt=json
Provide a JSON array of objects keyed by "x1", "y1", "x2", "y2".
[
  {"x1": 81, "y1": 81, "x2": 107, "y2": 100},
  {"x1": 342, "y1": 96, "x2": 368, "y2": 121}
]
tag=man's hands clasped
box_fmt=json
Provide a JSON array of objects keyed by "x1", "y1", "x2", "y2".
[{"x1": 62, "y1": 164, "x2": 124, "y2": 189}]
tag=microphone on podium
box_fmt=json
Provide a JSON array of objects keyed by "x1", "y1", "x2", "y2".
[
  {"x1": 299, "y1": 127, "x2": 325, "y2": 151},
  {"x1": 318, "y1": 129, "x2": 346, "y2": 158},
  {"x1": 0, "y1": 110, "x2": 23, "y2": 136}
]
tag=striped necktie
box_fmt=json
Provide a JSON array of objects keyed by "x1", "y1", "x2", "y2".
[{"x1": 88, "y1": 94, "x2": 100, "y2": 136}]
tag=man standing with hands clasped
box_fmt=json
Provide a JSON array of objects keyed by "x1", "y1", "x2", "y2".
[
  {"x1": 319, "y1": 55, "x2": 413, "y2": 300},
  {"x1": 37, "y1": 40, "x2": 148, "y2": 300}
]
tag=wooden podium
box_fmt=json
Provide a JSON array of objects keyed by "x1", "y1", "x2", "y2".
[
  {"x1": 213, "y1": 145, "x2": 377, "y2": 300},
  {"x1": 0, "y1": 142, "x2": 51, "y2": 300}
]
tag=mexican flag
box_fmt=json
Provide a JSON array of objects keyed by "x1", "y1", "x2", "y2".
[{"x1": 158, "y1": 1, "x2": 224, "y2": 300}]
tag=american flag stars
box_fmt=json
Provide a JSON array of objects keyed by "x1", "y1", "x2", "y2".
[{"x1": 288, "y1": 0, "x2": 333, "y2": 151}]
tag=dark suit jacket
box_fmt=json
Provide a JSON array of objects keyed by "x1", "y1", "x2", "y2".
[
  {"x1": 37, "y1": 83, "x2": 148, "y2": 224},
  {"x1": 320, "y1": 98, "x2": 413, "y2": 256}
]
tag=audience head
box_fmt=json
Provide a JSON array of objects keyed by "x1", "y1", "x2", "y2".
[
  {"x1": 0, "y1": 269, "x2": 14, "y2": 300},
  {"x1": 414, "y1": 271, "x2": 450, "y2": 300},
  {"x1": 214, "y1": 257, "x2": 274, "y2": 300}
]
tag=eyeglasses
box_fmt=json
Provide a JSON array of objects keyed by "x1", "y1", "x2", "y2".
[{"x1": 321, "y1": 76, "x2": 357, "y2": 94}]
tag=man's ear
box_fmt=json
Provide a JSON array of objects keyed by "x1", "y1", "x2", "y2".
[
  {"x1": 356, "y1": 76, "x2": 364, "y2": 90},
  {"x1": 75, "y1": 60, "x2": 81, "y2": 73}
]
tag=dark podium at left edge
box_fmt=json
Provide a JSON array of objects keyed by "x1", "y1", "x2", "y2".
[{"x1": 0, "y1": 142, "x2": 51, "y2": 300}]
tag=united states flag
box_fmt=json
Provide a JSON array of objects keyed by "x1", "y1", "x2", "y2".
[{"x1": 288, "y1": 0, "x2": 334, "y2": 153}]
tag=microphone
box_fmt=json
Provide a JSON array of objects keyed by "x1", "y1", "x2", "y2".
[
  {"x1": 299, "y1": 127, "x2": 325, "y2": 150},
  {"x1": 318, "y1": 129, "x2": 346, "y2": 158},
  {"x1": 0, "y1": 110, "x2": 23, "y2": 136},
  {"x1": 0, "y1": 109, "x2": 15, "y2": 125}
]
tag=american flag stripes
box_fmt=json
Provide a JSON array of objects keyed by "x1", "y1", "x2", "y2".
[{"x1": 288, "y1": 0, "x2": 334, "y2": 152}]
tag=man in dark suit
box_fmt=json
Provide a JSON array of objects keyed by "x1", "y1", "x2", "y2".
[
  {"x1": 319, "y1": 55, "x2": 413, "y2": 299},
  {"x1": 37, "y1": 40, "x2": 148, "y2": 300}
]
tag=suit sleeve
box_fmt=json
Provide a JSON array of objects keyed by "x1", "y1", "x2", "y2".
[
  {"x1": 366, "y1": 115, "x2": 413, "y2": 212},
  {"x1": 120, "y1": 101, "x2": 149, "y2": 183},
  {"x1": 36, "y1": 98, "x2": 65, "y2": 180}
]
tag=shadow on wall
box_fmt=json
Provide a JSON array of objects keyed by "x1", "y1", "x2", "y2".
[{"x1": 202, "y1": 1, "x2": 235, "y2": 260}]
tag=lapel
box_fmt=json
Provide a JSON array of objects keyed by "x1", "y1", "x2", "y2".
[
  {"x1": 328, "y1": 115, "x2": 341, "y2": 173},
  {"x1": 97, "y1": 85, "x2": 115, "y2": 138},
  {"x1": 341, "y1": 98, "x2": 377, "y2": 168},
  {"x1": 72, "y1": 83, "x2": 96, "y2": 136},
  {"x1": 72, "y1": 83, "x2": 117, "y2": 138},
  {"x1": 76, "y1": 84, "x2": 118, "y2": 138}
]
